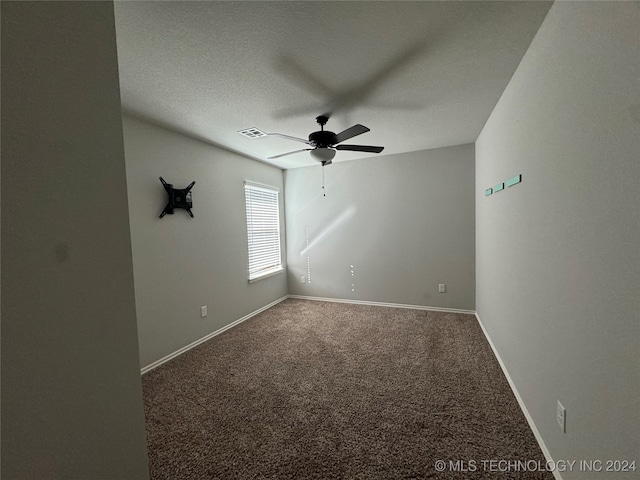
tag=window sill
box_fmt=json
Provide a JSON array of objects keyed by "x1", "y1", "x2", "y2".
[{"x1": 248, "y1": 266, "x2": 284, "y2": 283}]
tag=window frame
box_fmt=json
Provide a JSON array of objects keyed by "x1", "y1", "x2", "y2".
[{"x1": 243, "y1": 180, "x2": 284, "y2": 283}]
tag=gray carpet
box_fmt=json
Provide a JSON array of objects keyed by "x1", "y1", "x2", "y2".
[{"x1": 142, "y1": 298, "x2": 553, "y2": 479}]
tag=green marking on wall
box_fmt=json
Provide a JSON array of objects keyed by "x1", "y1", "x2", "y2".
[
  {"x1": 506, "y1": 174, "x2": 522, "y2": 187},
  {"x1": 486, "y1": 175, "x2": 522, "y2": 198}
]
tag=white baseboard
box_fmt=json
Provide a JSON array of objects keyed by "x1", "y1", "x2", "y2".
[
  {"x1": 474, "y1": 312, "x2": 562, "y2": 480},
  {"x1": 141, "y1": 295, "x2": 471, "y2": 375},
  {"x1": 287, "y1": 294, "x2": 476, "y2": 315},
  {"x1": 140, "y1": 295, "x2": 288, "y2": 375}
]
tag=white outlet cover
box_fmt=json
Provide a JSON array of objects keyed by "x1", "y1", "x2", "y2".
[{"x1": 201, "y1": 306, "x2": 207, "y2": 318}]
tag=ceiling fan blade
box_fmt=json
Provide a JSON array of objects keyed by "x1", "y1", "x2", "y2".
[
  {"x1": 277, "y1": 56, "x2": 335, "y2": 99},
  {"x1": 267, "y1": 133, "x2": 311, "y2": 145},
  {"x1": 335, "y1": 144, "x2": 384, "y2": 153},
  {"x1": 273, "y1": 104, "x2": 322, "y2": 119},
  {"x1": 267, "y1": 148, "x2": 312, "y2": 160},
  {"x1": 334, "y1": 124, "x2": 370, "y2": 144}
]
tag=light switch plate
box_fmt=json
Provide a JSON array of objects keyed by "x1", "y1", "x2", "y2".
[{"x1": 557, "y1": 400, "x2": 566, "y2": 433}]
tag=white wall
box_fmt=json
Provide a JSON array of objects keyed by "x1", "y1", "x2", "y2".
[
  {"x1": 1, "y1": 2, "x2": 150, "y2": 478},
  {"x1": 476, "y1": 2, "x2": 639, "y2": 477},
  {"x1": 285, "y1": 145, "x2": 475, "y2": 310},
  {"x1": 122, "y1": 116, "x2": 287, "y2": 369}
]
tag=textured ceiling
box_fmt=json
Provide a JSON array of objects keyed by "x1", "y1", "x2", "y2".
[{"x1": 114, "y1": 1, "x2": 552, "y2": 169}]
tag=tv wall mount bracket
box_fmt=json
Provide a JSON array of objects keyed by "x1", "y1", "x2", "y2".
[{"x1": 159, "y1": 177, "x2": 195, "y2": 218}]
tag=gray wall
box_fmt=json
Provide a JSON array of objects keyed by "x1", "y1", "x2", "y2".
[
  {"x1": 285, "y1": 145, "x2": 475, "y2": 310},
  {"x1": 476, "y1": 2, "x2": 639, "y2": 477},
  {"x1": 122, "y1": 116, "x2": 287, "y2": 369},
  {"x1": 1, "y1": 2, "x2": 149, "y2": 479}
]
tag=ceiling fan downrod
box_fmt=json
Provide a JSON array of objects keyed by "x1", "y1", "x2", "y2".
[{"x1": 315, "y1": 115, "x2": 329, "y2": 129}]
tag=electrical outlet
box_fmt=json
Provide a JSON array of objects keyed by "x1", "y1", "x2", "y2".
[
  {"x1": 557, "y1": 400, "x2": 566, "y2": 433},
  {"x1": 439, "y1": 283, "x2": 446, "y2": 293},
  {"x1": 200, "y1": 306, "x2": 207, "y2": 318},
  {"x1": 300, "y1": 275, "x2": 306, "y2": 284}
]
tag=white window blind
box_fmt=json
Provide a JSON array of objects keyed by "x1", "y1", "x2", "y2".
[{"x1": 244, "y1": 181, "x2": 283, "y2": 282}]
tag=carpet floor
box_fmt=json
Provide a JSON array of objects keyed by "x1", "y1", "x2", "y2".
[{"x1": 142, "y1": 298, "x2": 553, "y2": 479}]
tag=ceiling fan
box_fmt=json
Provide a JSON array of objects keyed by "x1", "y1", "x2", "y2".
[{"x1": 266, "y1": 115, "x2": 384, "y2": 165}]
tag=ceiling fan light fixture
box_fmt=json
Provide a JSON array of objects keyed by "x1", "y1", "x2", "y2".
[{"x1": 310, "y1": 147, "x2": 336, "y2": 163}]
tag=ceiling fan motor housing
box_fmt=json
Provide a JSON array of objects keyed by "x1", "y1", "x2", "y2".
[{"x1": 309, "y1": 130, "x2": 338, "y2": 148}]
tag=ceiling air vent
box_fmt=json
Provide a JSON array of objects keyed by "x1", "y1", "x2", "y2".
[{"x1": 238, "y1": 127, "x2": 267, "y2": 139}]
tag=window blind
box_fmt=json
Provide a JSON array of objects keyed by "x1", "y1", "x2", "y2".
[{"x1": 244, "y1": 181, "x2": 283, "y2": 282}]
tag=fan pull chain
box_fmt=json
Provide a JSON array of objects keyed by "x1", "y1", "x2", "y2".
[{"x1": 322, "y1": 165, "x2": 326, "y2": 197}]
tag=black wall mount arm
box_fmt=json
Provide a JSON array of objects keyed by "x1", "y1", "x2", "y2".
[{"x1": 159, "y1": 177, "x2": 195, "y2": 218}]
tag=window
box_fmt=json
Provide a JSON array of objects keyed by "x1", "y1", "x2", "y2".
[{"x1": 244, "y1": 181, "x2": 283, "y2": 282}]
